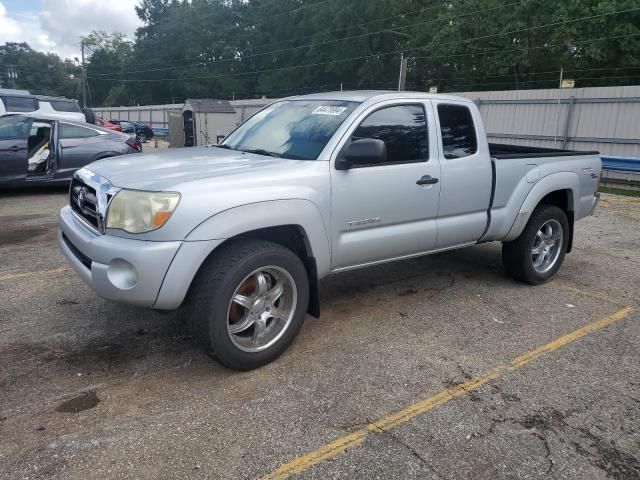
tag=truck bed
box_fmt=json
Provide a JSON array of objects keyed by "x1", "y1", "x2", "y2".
[{"x1": 489, "y1": 143, "x2": 599, "y2": 159}]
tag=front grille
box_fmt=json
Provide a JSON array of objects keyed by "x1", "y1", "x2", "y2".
[{"x1": 70, "y1": 177, "x2": 101, "y2": 231}]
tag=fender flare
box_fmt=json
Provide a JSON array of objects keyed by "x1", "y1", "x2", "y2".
[
  {"x1": 186, "y1": 199, "x2": 332, "y2": 277},
  {"x1": 154, "y1": 199, "x2": 331, "y2": 311},
  {"x1": 503, "y1": 171, "x2": 578, "y2": 242}
]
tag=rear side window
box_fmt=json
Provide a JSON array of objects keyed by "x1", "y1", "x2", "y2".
[
  {"x1": 3, "y1": 96, "x2": 38, "y2": 112},
  {"x1": 50, "y1": 100, "x2": 81, "y2": 112},
  {"x1": 59, "y1": 123, "x2": 100, "y2": 139},
  {"x1": 352, "y1": 104, "x2": 428, "y2": 164},
  {"x1": 437, "y1": 104, "x2": 477, "y2": 159}
]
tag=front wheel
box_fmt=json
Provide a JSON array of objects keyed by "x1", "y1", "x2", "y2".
[
  {"x1": 502, "y1": 204, "x2": 569, "y2": 285},
  {"x1": 186, "y1": 239, "x2": 309, "y2": 370}
]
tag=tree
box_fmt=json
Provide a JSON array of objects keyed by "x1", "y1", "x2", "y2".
[
  {"x1": 83, "y1": 31, "x2": 134, "y2": 106},
  {"x1": 9, "y1": 0, "x2": 632, "y2": 105},
  {"x1": 0, "y1": 42, "x2": 81, "y2": 97}
]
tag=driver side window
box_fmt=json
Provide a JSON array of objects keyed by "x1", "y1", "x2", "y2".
[{"x1": 351, "y1": 104, "x2": 428, "y2": 165}]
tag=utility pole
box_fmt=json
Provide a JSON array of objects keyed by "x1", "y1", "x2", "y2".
[
  {"x1": 7, "y1": 65, "x2": 17, "y2": 89},
  {"x1": 398, "y1": 54, "x2": 408, "y2": 91},
  {"x1": 81, "y1": 42, "x2": 87, "y2": 108},
  {"x1": 558, "y1": 66, "x2": 564, "y2": 89}
]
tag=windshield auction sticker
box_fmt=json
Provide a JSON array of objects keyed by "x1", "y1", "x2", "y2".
[{"x1": 312, "y1": 106, "x2": 348, "y2": 116}]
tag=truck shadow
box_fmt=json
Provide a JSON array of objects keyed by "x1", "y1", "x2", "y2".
[{"x1": 1, "y1": 243, "x2": 510, "y2": 414}]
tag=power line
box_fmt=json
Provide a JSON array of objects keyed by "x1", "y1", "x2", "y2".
[
  {"x1": 416, "y1": 65, "x2": 640, "y2": 82},
  {"x1": 88, "y1": 8, "x2": 640, "y2": 83},
  {"x1": 252, "y1": 1, "x2": 447, "y2": 53},
  {"x1": 89, "y1": 1, "x2": 522, "y2": 77},
  {"x1": 84, "y1": 0, "x2": 337, "y2": 71},
  {"x1": 410, "y1": 32, "x2": 640, "y2": 63},
  {"x1": 88, "y1": 0, "x2": 449, "y2": 72}
]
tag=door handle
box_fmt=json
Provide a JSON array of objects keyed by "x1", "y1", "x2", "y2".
[
  {"x1": 8, "y1": 145, "x2": 21, "y2": 152},
  {"x1": 416, "y1": 175, "x2": 439, "y2": 185}
]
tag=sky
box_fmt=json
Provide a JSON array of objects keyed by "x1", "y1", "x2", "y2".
[{"x1": 0, "y1": 0, "x2": 142, "y2": 60}]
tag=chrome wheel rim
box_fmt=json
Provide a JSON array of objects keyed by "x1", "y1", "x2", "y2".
[
  {"x1": 531, "y1": 219, "x2": 563, "y2": 274},
  {"x1": 226, "y1": 266, "x2": 297, "y2": 353}
]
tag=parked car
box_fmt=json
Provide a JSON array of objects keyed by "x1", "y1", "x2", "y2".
[
  {"x1": 58, "y1": 91, "x2": 601, "y2": 370},
  {"x1": 96, "y1": 117, "x2": 123, "y2": 132},
  {"x1": 0, "y1": 114, "x2": 141, "y2": 185},
  {"x1": 108, "y1": 120, "x2": 154, "y2": 143},
  {"x1": 0, "y1": 89, "x2": 86, "y2": 122}
]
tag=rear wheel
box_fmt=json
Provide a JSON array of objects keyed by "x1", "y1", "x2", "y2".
[
  {"x1": 186, "y1": 239, "x2": 309, "y2": 370},
  {"x1": 502, "y1": 204, "x2": 569, "y2": 285},
  {"x1": 136, "y1": 132, "x2": 147, "y2": 143}
]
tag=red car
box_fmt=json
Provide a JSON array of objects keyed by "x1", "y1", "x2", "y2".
[{"x1": 96, "y1": 117, "x2": 122, "y2": 132}]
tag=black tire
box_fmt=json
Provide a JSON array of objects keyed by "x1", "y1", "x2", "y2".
[
  {"x1": 502, "y1": 204, "x2": 569, "y2": 285},
  {"x1": 185, "y1": 239, "x2": 309, "y2": 370},
  {"x1": 136, "y1": 133, "x2": 147, "y2": 143}
]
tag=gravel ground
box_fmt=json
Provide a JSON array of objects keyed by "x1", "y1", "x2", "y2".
[{"x1": 0, "y1": 188, "x2": 638, "y2": 480}]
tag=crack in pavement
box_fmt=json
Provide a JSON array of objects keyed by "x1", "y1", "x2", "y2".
[{"x1": 370, "y1": 424, "x2": 448, "y2": 480}]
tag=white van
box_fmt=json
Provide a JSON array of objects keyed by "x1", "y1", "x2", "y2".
[{"x1": 0, "y1": 89, "x2": 87, "y2": 122}]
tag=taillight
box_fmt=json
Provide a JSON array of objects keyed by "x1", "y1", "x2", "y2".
[{"x1": 125, "y1": 137, "x2": 141, "y2": 151}]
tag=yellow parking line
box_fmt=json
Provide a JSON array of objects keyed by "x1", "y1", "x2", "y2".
[
  {"x1": 0, "y1": 267, "x2": 70, "y2": 282},
  {"x1": 262, "y1": 306, "x2": 633, "y2": 480}
]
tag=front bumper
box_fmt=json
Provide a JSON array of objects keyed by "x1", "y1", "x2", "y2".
[{"x1": 58, "y1": 206, "x2": 181, "y2": 307}]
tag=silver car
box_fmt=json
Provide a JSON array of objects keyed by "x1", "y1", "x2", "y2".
[{"x1": 0, "y1": 114, "x2": 141, "y2": 185}]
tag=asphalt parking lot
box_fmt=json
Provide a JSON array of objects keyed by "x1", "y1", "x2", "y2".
[{"x1": 1, "y1": 188, "x2": 639, "y2": 480}]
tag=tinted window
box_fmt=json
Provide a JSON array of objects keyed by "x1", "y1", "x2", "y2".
[
  {"x1": 59, "y1": 123, "x2": 100, "y2": 139},
  {"x1": 351, "y1": 105, "x2": 428, "y2": 164},
  {"x1": 50, "y1": 100, "x2": 81, "y2": 112},
  {"x1": 437, "y1": 104, "x2": 477, "y2": 159},
  {"x1": 3, "y1": 96, "x2": 38, "y2": 112}
]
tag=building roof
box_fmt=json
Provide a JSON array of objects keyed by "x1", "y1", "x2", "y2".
[
  {"x1": 0, "y1": 88, "x2": 31, "y2": 96},
  {"x1": 184, "y1": 98, "x2": 236, "y2": 113},
  {"x1": 34, "y1": 95, "x2": 79, "y2": 102}
]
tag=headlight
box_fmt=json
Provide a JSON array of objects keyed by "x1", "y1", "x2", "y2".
[{"x1": 106, "y1": 190, "x2": 180, "y2": 233}]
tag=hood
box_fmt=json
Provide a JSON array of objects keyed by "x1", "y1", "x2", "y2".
[{"x1": 87, "y1": 146, "x2": 303, "y2": 191}]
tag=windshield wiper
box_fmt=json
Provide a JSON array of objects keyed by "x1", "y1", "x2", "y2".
[
  {"x1": 239, "y1": 148, "x2": 283, "y2": 158},
  {"x1": 215, "y1": 144, "x2": 233, "y2": 150}
]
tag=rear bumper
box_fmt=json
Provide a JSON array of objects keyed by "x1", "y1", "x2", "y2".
[{"x1": 58, "y1": 206, "x2": 181, "y2": 307}]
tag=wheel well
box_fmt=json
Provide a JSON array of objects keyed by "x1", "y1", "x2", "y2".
[
  {"x1": 540, "y1": 189, "x2": 572, "y2": 212},
  {"x1": 232, "y1": 225, "x2": 310, "y2": 259},
  {"x1": 539, "y1": 189, "x2": 575, "y2": 253},
  {"x1": 218, "y1": 225, "x2": 320, "y2": 318}
]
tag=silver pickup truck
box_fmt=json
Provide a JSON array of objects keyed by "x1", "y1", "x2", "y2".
[{"x1": 58, "y1": 91, "x2": 601, "y2": 370}]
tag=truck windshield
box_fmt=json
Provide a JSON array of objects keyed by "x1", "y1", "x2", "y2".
[{"x1": 222, "y1": 100, "x2": 358, "y2": 160}]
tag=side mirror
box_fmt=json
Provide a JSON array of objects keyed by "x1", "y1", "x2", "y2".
[{"x1": 336, "y1": 138, "x2": 387, "y2": 170}]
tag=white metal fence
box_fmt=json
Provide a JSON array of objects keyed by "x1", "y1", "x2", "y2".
[
  {"x1": 91, "y1": 99, "x2": 270, "y2": 136},
  {"x1": 452, "y1": 85, "x2": 640, "y2": 157},
  {"x1": 91, "y1": 85, "x2": 640, "y2": 156}
]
